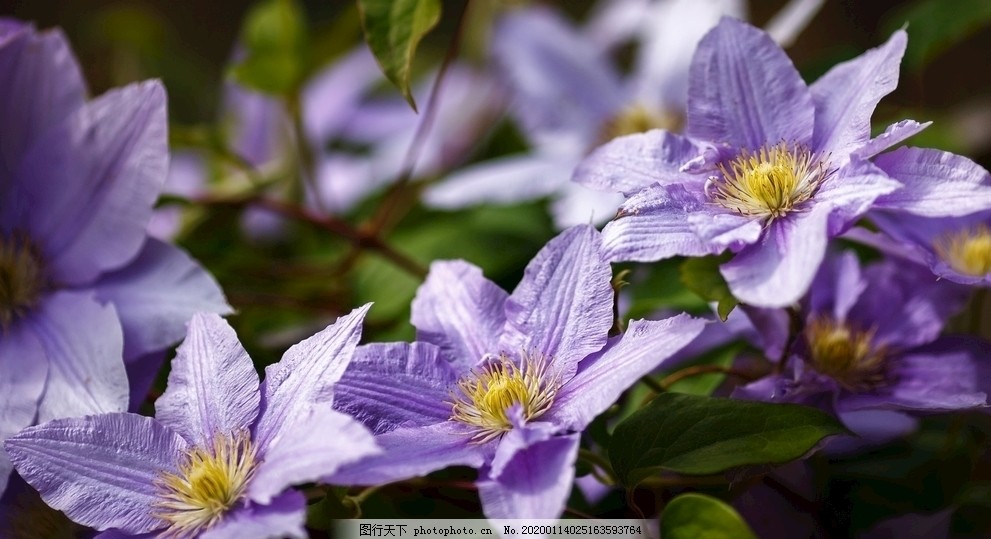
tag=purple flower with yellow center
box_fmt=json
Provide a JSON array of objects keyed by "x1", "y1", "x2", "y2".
[
  {"x1": 0, "y1": 19, "x2": 229, "y2": 494},
  {"x1": 424, "y1": 1, "x2": 823, "y2": 229},
  {"x1": 734, "y1": 250, "x2": 989, "y2": 421},
  {"x1": 843, "y1": 147, "x2": 991, "y2": 285},
  {"x1": 5, "y1": 307, "x2": 379, "y2": 538},
  {"x1": 328, "y1": 225, "x2": 706, "y2": 518},
  {"x1": 572, "y1": 17, "x2": 933, "y2": 307}
]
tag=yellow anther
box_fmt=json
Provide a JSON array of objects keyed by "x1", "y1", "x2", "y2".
[
  {"x1": 805, "y1": 316, "x2": 886, "y2": 391},
  {"x1": 450, "y1": 353, "x2": 559, "y2": 443},
  {"x1": 934, "y1": 225, "x2": 991, "y2": 277},
  {"x1": 154, "y1": 431, "x2": 257, "y2": 537},
  {"x1": 708, "y1": 143, "x2": 826, "y2": 220},
  {"x1": 0, "y1": 232, "x2": 46, "y2": 330}
]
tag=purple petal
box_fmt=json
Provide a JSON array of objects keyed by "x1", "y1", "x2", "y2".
[
  {"x1": 335, "y1": 342, "x2": 460, "y2": 435},
  {"x1": 493, "y1": 6, "x2": 624, "y2": 140},
  {"x1": 807, "y1": 250, "x2": 865, "y2": 322},
  {"x1": 721, "y1": 205, "x2": 831, "y2": 307},
  {"x1": 573, "y1": 130, "x2": 705, "y2": 195},
  {"x1": 477, "y1": 433, "x2": 579, "y2": 519},
  {"x1": 874, "y1": 147, "x2": 991, "y2": 217},
  {"x1": 302, "y1": 47, "x2": 381, "y2": 143},
  {"x1": 327, "y1": 421, "x2": 489, "y2": 486},
  {"x1": 425, "y1": 152, "x2": 576, "y2": 208},
  {"x1": 253, "y1": 305, "x2": 369, "y2": 450},
  {"x1": 411, "y1": 261, "x2": 508, "y2": 369},
  {"x1": 28, "y1": 291, "x2": 128, "y2": 422},
  {"x1": 548, "y1": 315, "x2": 707, "y2": 430},
  {"x1": 5, "y1": 413, "x2": 187, "y2": 533},
  {"x1": 740, "y1": 305, "x2": 791, "y2": 361},
  {"x1": 248, "y1": 405, "x2": 379, "y2": 504},
  {"x1": 841, "y1": 337, "x2": 990, "y2": 412},
  {"x1": 686, "y1": 18, "x2": 814, "y2": 150},
  {"x1": 222, "y1": 83, "x2": 290, "y2": 169},
  {"x1": 94, "y1": 238, "x2": 232, "y2": 362},
  {"x1": 855, "y1": 259, "x2": 969, "y2": 349},
  {"x1": 582, "y1": 0, "x2": 651, "y2": 50},
  {"x1": 763, "y1": 0, "x2": 825, "y2": 47},
  {"x1": 550, "y1": 182, "x2": 627, "y2": 229},
  {"x1": 500, "y1": 225, "x2": 613, "y2": 379},
  {"x1": 810, "y1": 30, "x2": 906, "y2": 159},
  {"x1": 18, "y1": 81, "x2": 167, "y2": 285},
  {"x1": 202, "y1": 490, "x2": 306, "y2": 539},
  {"x1": 851, "y1": 119, "x2": 931, "y2": 160},
  {"x1": 0, "y1": 327, "x2": 47, "y2": 495},
  {"x1": 490, "y1": 420, "x2": 556, "y2": 480},
  {"x1": 155, "y1": 313, "x2": 260, "y2": 447},
  {"x1": 601, "y1": 184, "x2": 759, "y2": 262},
  {"x1": 0, "y1": 24, "x2": 86, "y2": 175},
  {"x1": 815, "y1": 159, "x2": 901, "y2": 236},
  {"x1": 630, "y1": 0, "x2": 743, "y2": 111},
  {"x1": 125, "y1": 350, "x2": 166, "y2": 412}
]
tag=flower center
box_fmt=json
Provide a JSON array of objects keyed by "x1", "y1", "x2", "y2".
[
  {"x1": 707, "y1": 143, "x2": 826, "y2": 219},
  {"x1": 933, "y1": 225, "x2": 991, "y2": 277},
  {"x1": 0, "y1": 232, "x2": 46, "y2": 330},
  {"x1": 450, "y1": 353, "x2": 559, "y2": 443},
  {"x1": 154, "y1": 431, "x2": 257, "y2": 537},
  {"x1": 598, "y1": 103, "x2": 682, "y2": 144},
  {"x1": 805, "y1": 316, "x2": 886, "y2": 391}
]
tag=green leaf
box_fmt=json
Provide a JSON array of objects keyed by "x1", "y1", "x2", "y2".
[
  {"x1": 608, "y1": 393, "x2": 846, "y2": 486},
  {"x1": 230, "y1": 0, "x2": 308, "y2": 95},
  {"x1": 357, "y1": 0, "x2": 442, "y2": 111},
  {"x1": 680, "y1": 254, "x2": 738, "y2": 321},
  {"x1": 623, "y1": 258, "x2": 710, "y2": 320},
  {"x1": 661, "y1": 493, "x2": 758, "y2": 539},
  {"x1": 885, "y1": 0, "x2": 991, "y2": 70}
]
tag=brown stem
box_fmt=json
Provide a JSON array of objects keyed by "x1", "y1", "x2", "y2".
[
  {"x1": 367, "y1": 0, "x2": 471, "y2": 237},
  {"x1": 658, "y1": 364, "x2": 758, "y2": 390},
  {"x1": 195, "y1": 194, "x2": 428, "y2": 279}
]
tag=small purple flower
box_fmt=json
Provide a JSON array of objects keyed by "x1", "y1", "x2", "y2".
[
  {"x1": 0, "y1": 20, "x2": 229, "y2": 494},
  {"x1": 5, "y1": 307, "x2": 379, "y2": 538},
  {"x1": 572, "y1": 17, "x2": 926, "y2": 307},
  {"x1": 734, "y1": 250, "x2": 989, "y2": 421},
  {"x1": 329, "y1": 225, "x2": 706, "y2": 518}
]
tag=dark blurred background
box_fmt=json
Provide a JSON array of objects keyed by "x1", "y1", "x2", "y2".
[{"x1": 1, "y1": 0, "x2": 989, "y2": 169}]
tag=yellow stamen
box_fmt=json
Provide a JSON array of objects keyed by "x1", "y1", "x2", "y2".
[
  {"x1": 154, "y1": 431, "x2": 257, "y2": 537},
  {"x1": 933, "y1": 225, "x2": 991, "y2": 277},
  {"x1": 450, "y1": 353, "x2": 559, "y2": 443},
  {"x1": 0, "y1": 232, "x2": 46, "y2": 330},
  {"x1": 598, "y1": 103, "x2": 682, "y2": 143},
  {"x1": 707, "y1": 143, "x2": 827, "y2": 220},
  {"x1": 805, "y1": 316, "x2": 886, "y2": 391}
]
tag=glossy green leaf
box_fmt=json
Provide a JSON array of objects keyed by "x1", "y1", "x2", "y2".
[
  {"x1": 609, "y1": 393, "x2": 845, "y2": 486},
  {"x1": 661, "y1": 493, "x2": 758, "y2": 539},
  {"x1": 230, "y1": 0, "x2": 308, "y2": 95},
  {"x1": 357, "y1": 0, "x2": 442, "y2": 111},
  {"x1": 680, "y1": 254, "x2": 737, "y2": 321}
]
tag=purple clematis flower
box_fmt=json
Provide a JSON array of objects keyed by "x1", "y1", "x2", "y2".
[
  {"x1": 425, "y1": 1, "x2": 823, "y2": 229},
  {"x1": 572, "y1": 17, "x2": 928, "y2": 307},
  {"x1": 733, "y1": 250, "x2": 989, "y2": 423},
  {"x1": 328, "y1": 225, "x2": 706, "y2": 518},
  {"x1": 0, "y1": 20, "x2": 229, "y2": 494},
  {"x1": 5, "y1": 307, "x2": 379, "y2": 538},
  {"x1": 845, "y1": 147, "x2": 991, "y2": 285}
]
